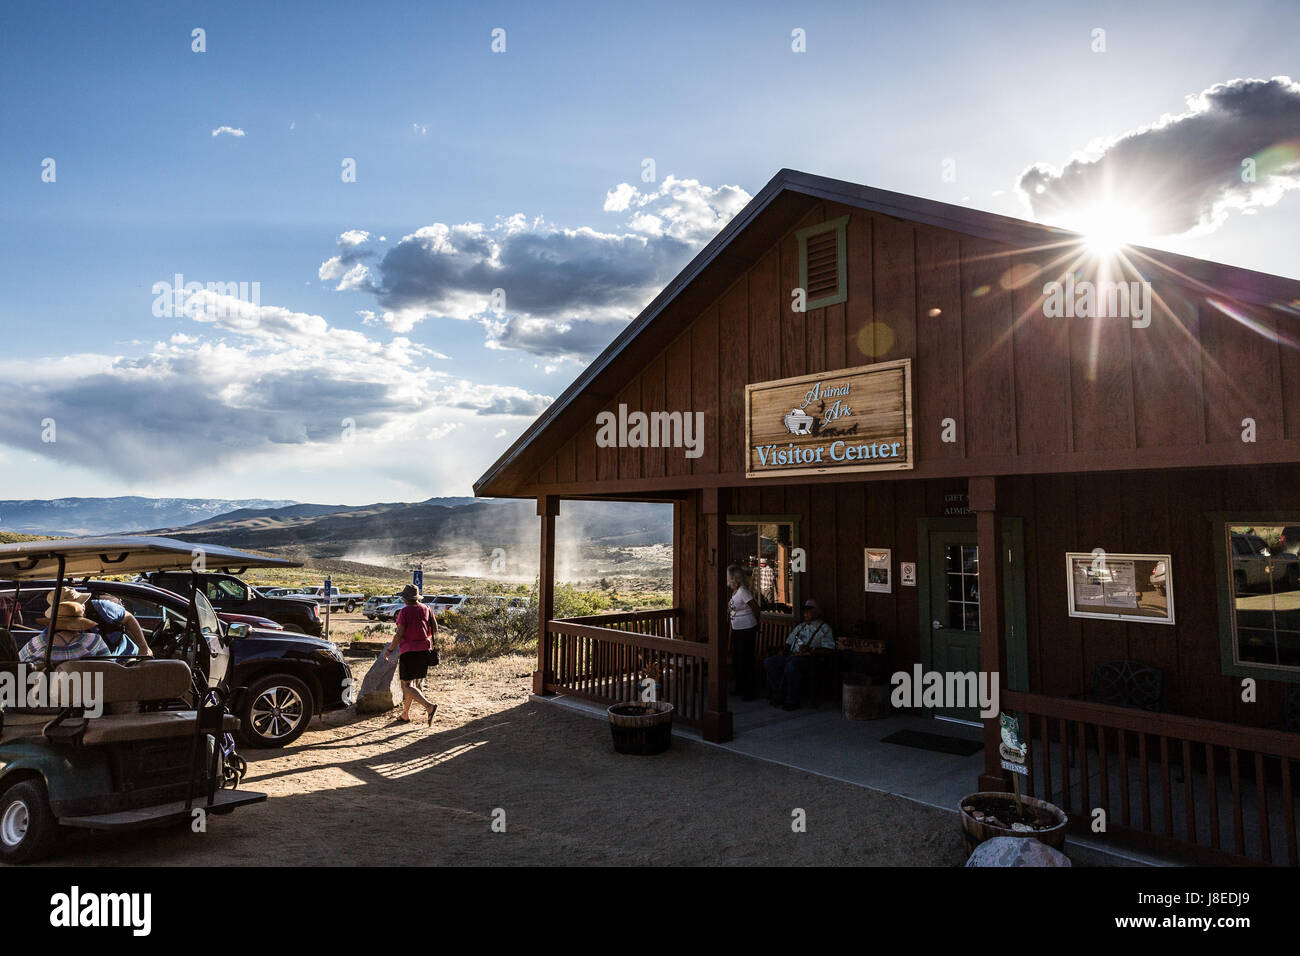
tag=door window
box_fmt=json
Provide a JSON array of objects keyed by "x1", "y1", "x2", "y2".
[
  {"x1": 944, "y1": 544, "x2": 980, "y2": 631},
  {"x1": 207, "y1": 578, "x2": 247, "y2": 603}
]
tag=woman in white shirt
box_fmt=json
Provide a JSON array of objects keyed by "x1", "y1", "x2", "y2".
[{"x1": 727, "y1": 565, "x2": 761, "y2": 701}]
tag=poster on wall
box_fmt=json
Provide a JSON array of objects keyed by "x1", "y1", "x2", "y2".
[
  {"x1": 865, "y1": 548, "x2": 892, "y2": 593},
  {"x1": 1066, "y1": 552, "x2": 1174, "y2": 624}
]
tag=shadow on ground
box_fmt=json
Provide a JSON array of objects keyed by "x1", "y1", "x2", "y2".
[{"x1": 26, "y1": 700, "x2": 968, "y2": 866}]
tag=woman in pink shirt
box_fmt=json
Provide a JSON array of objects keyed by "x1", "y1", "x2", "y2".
[{"x1": 384, "y1": 584, "x2": 438, "y2": 724}]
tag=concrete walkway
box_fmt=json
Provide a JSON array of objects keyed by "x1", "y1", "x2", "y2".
[{"x1": 538, "y1": 691, "x2": 1171, "y2": 865}]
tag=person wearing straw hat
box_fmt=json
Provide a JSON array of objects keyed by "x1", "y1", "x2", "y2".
[
  {"x1": 40, "y1": 589, "x2": 149, "y2": 657},
  {"x1": 17, "y1": 598, "x2": 112, "y2": 664}
]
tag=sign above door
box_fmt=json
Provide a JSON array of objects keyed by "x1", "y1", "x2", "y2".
[{"x1": 744, "y1": 358, "x2": 913, "y2": 479}]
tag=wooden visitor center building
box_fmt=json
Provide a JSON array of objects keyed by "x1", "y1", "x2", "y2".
[{"x1": 475, "y1": 169, "x2": 1300, "y2": 865}]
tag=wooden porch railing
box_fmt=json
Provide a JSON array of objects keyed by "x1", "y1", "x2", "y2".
[
  {"x1": 1002, "y1": 689, "x2": 1300, "y2": 866},
  {"x1": 543, "y1": 608, "x2": 709, "y2": 726},
  {"x1": 560, "y1": 608, "x2": 680, "y2": 638}
]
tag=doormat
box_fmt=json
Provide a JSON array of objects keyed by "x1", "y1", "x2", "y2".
[{"x1": 881, "y1": 729, "x2": 983, "y2": 756}]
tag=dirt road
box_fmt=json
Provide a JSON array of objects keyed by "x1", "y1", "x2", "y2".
[{"x1": 33, "y1": 651, "x2": 966, "y2": 866}]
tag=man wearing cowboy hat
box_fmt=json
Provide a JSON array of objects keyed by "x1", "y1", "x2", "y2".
[
  {"x1": 17, "y1": 597, "x2": 113, "y2": 664},
  {"x1": 762, "y1": 598, "x2": 835, "y2": 710}
]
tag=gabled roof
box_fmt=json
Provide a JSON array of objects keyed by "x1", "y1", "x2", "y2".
[{"x1": 474, "y1": 168, "x2": 1300, "y2": 498}]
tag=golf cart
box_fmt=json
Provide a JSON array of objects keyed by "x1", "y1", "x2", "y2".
[{"x1": 0, "y1": 536, "x2": 301, "y2": 863}]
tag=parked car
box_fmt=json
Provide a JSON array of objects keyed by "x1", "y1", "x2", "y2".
[
  {"x1": 7, "y1": 576, "x2": 353, "y2": 749},
  {"x1": 463, "y1": 595, "x2": 532, "y2": 616},
  {"x1": 428, "y1": 594, "x2": 471, "y2": 614},
  {"x1": 362, "y1": 594, "x2": 397, "y2": 620},
  {"x1": 142, "y1": 570, "x2": 323, "y2": 636},
  {"x1": 1148, "y1": 561, "x2": 1167, "y2": 597},
  {"x1": 256, "y1": 586, "x2": 296, "y2": 598},
  {"x1": 1230, "y1": 531, "x2": 1300, "y2": 593},
  {"x1": 374, "y1": 594, "x2": 447, "y2": 622},
  {"x1": 298, "y1": 585, "x2": 364, "y2": 613},
  {"x1": 219, "y1": 610, "x2": 284, "y2": 631},
  {"x1": 1278, "y1": 526, "x2": 1300, "y2": 555},
  {"x1": 0, "y1": 536, "x2": 278, "y2": 863}
]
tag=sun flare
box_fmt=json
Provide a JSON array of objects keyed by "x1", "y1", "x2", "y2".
[{"x1": 1068, "y1": 204, "x2": 1152, "y2": 256}]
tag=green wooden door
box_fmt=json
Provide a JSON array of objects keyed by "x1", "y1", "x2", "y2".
[{"x1": 927, "y1": 530, "x2": 983, "y2": 722}]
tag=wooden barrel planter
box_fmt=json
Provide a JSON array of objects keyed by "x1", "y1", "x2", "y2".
[
  {"x1": 607, "y1": 701, "x2": 674, "y2": 755},
  {"x1": 841, "y1": 674, "x2": 890, "y2": 720},
  {"x1": 959, "y1": 792, "x2": 1067, "y2": 854}
]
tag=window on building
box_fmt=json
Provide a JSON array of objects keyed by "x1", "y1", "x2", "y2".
[
  {"x1": 796, "y1": 215, "x2": 849, "y2": 310},
  {"x1": 1222, "y1": 522, "x2": 1300, "y2": 673},
  {"x1": 944, "y1": 544, "x2": 980, "y2": 631},
  {"x1": 726, "y1": 518, "x2": 798, "y2": 616}
]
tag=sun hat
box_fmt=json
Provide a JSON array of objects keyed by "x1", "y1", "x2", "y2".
[
  {"x1": 400, "y1": 584, "x2": 419, "y2": 600},
  {"x1": 45, "y1": 588, "x2": 90, "y2": 607},
  {"x1": 38, "y1": 600, "x2": 99, "y2": 631}
]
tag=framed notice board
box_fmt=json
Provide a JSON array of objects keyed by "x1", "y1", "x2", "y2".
[{"x1": 1066, "y1": 552, "x2": 1174, "y2": 625}]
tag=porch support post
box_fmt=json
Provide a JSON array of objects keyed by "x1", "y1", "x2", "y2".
[
  {"x1": 971, "y1": 476, "x2": 1010, "y2": 793},
  {"x1": 702, "y1": 487, "x2": 733, "y2": 742},
  {"x1": 533, "y1": 494, "x2": 560, "y2": 696}
]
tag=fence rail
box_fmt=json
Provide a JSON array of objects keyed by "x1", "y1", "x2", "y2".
[
  {"x1": 543, "y1": 608, "x2": 709, "y2": 725},
  {"x1": 1003, "y1": 690, "x2": 1300, "y2": 866}
]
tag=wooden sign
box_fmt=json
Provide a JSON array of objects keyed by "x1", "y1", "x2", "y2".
[{"x1": 745, "y1": 359, "x2": 913, "y2": 479}]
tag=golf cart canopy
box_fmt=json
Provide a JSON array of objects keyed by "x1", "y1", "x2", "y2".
[{"x1": 0, "y1": 536, "x2": 302, "y2": 581}]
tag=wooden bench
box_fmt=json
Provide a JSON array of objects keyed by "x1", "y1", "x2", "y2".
[{"x1": 750, "y1": 617, "x2": 840, "y2": 705}]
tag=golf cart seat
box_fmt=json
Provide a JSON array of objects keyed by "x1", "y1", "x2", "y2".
[{"x1": 50, "y1": 659, "x2": 240, "y2": 745}]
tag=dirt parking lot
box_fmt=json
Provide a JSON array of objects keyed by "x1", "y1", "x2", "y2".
[{"x1": 30, "y1": 648, "x2": 967, "y2": 866}]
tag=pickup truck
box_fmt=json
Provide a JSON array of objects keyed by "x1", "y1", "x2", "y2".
[
  {"x1": 297, "y1": 585, "x2": 364, "y2": 613},
  {"x1": 143, "y1": 570, "x2": 323, "y2": 636}
]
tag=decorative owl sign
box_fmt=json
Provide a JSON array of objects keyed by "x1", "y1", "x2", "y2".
[
  {"x1": 998, "y1": 713, "x2": 1029, "y2": 775},
  {"x1": 783, "y1": 408, "x2": 815, "y2": 435}
]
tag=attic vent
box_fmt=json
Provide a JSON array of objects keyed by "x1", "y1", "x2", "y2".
[{"x1": 796, "y1": 215, "x2": 849, "y2": 310}]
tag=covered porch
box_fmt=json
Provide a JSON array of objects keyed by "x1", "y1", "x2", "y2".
[{"x1": 530, "y1": 485, "x2": 1300, "y2": 867}]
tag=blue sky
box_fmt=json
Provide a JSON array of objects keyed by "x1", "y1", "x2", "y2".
[{"x1": 1, "y1": 0, "x2": 1298, "y2": 503}]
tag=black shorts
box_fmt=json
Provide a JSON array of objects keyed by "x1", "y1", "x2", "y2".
[{"x1": 399, "y1": 650, "x2": 433, "y2": 681}]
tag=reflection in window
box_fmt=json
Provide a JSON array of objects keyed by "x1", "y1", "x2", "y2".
[
  {"x1": 945, "y1": 544, "x2": 980, "y2": 631},
  {"x1": 727, "y1": 520, "x2": 796, "y2": 616},
  {"x1": 1227, "y1": 524, "x2": 1300, "y2": 669}
]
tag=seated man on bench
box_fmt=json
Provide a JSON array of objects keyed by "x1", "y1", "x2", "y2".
[{"x1": 763, "y1": 599, "x2": 834, "y2": 710}]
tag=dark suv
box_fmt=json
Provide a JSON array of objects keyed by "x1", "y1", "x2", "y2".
[
  {"x1": 7, "y1": 579, "x2": 353, "y2": 748},
  {"x1": 144, "y1": 571, "x2": 322, "y2": 636}
]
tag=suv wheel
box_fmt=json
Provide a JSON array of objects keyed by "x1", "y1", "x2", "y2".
[
  {"x1": 0, "y1": 779, "x2": 57, "y2": 864},
  {"x1": 239, "y1": 675, "x2": 314, "y2": 748}
]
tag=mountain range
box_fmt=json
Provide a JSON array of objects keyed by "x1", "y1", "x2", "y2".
[
  {"x1": 0, "y1": 496, "x2": 299, "y2": 537},
  {"x1": 0, "y1": 495, "x2": 672, "y2": 581}
]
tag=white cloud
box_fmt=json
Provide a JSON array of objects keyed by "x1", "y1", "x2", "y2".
[
  {"x1": 1020, "y1": 75, "x2": 1300, "y2": 237},
  {"x1": 211, "y1": 126, "x2": 246, "y2": 138},
  {"x1": 0, "y1": 294, "x2": 549, "y2": 483},
  {"x1": 328, "y1": 175, "x2": 751, "y2": 360}
]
